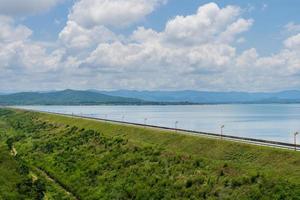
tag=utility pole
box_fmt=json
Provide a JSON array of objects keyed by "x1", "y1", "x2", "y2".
[
  {"x1": 220, "y1": 125, "x2": 225, "y2": 139},
  {"x1": 294, "y1": 132, "x2": 299, "y2": 151}
]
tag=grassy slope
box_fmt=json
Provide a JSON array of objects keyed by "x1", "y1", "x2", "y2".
[
  {"x1": 0, "y1": 108, "x2": 300, "y2": 200},
  {"x1": 0, "y1": 111, "x2": 75, "y2": 200},
  {"x1": 41, "y1": 112, "x2": 300, "y2": 182},
  {"x1": 0, "y1": 144, "x2": 72, "y2": 200},
  {"x1": 0, "y1": 143, "x2": 24, "y2": 199}
]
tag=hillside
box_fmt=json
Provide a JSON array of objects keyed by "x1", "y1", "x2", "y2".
[
  {"x1": 2, "y1": 89, "x2": 300, "y2": 105},
  {"x1": 0, "y1": 90, "x2": 144, "y2": 105},
  {"x1": 99, "y1": 90, "x2": 300, "y2": 103},
  {"x1": 0, "y1": 108, "x2": 299, "y2": 199}
]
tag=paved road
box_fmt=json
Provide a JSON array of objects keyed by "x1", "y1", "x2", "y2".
[{"x1": 38, "y1": 110, "x2": 300, "y2": 152}]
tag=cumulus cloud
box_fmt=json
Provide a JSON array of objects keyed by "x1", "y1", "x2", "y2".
[
  {"x1": 0, "y1": 15, "x2": 32, "y2": 42},
  {"x1": 218, "y1": 18, "x2": 253, "y2": 43},
  {"x1": 1, "y1": 1, "x2": 300, "y2": 92},
  {"x1": 68, "y1": 0, "x2": 167, "y2": 28},
  {"x1": 81, "y1": 2, "x2": 248, "y2": 76},
  {"x1": 284, "y1": 22, "x2": 300, "y2": 34},
  {"x1": 233, "y1": 31, "x2": 300, "y2": 91},
  {"x1": 59, "y1": 20, "x2": 119, "y2": 51},
  {"x1": 0, "y1": 0, "x2": 64, "y2": 16},
  {"x1": 163, "y1": 3, "x2": 252, "y2": 45},
  {"x1": 59, "y1": 0, "x2": 166, "y2": 52},
  {"x1": 0, "y1": 16, "x2": 63, "y2": 74},
  {"x1": 284, "y1": 33, "x2": 300, "y2": 49}
]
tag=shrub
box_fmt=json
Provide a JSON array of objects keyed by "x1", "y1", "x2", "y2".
[{"x1": 6, "y1": 137, "x2": 14, "y2": 149}]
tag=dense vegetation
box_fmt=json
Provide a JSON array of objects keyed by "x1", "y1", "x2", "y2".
[
  {"x1": 0, "y1": 108, "x2": 299, "y2": 199},
  {"x1": 0, "y1": 113, "x2": 71, "y2": 199}
]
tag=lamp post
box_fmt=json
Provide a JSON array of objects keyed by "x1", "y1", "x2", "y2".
[
  {"x1": 220, "y1": 125, "x2": 225, "y2": 139},
  {"x1": 175, "y1": 121, "x2": 179, "y2": 132},
  {"x1": 294, "y1": 132, "x2": 299, "y2": 151}
]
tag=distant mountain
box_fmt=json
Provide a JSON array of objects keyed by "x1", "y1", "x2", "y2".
[
  {"x1": 0, "y1": 92, "x2": 10, "y2": 95},
  {"x1": 98, "y1": 90, "x2": 300, "y2": 104},
  {"x1": 0, "y1": 90, "x2": 144, "y2": 105},
  {"x1": 1, "y1": 89, "x2": 300, "y2": 105}
]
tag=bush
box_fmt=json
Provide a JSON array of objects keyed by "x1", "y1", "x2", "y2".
[
  {"x1": 6, "y1": 138, "x2": 14, "y2": 149},
  {"x1": 18, "y1": 163, "x2": 29, "y2": 175}
]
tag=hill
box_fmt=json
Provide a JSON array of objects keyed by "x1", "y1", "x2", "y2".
[
  {"x1": 99, "y1": 90, "x2": 300, "y2": 103},
  {"x1": 0, "y1": 108, "x2": 299, "y2": 199},
  {"x1": 0, "y1": 89, "x2": 144, "y2": 105},
  {"x1": 2, "y1": 89, "x2": 300, "y2": 105}
]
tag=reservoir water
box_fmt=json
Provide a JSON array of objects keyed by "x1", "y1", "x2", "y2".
[{"x1": 15, "y1": 104, "x2": 300, "y2": 144}]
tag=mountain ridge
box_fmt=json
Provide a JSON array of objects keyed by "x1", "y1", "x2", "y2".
[
  {"x1": 0, "y1": 90, "x2": 144, "y2": 105},
  {"x1": 1, "y1": 89, "x2": 300, "y2": 105},
  {"x1": 97, "y1": 89, "x2": 300, "y2": 103}
]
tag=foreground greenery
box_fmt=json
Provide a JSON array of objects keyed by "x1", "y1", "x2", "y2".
[{"x1": 0, "y1": 108, "x2": 299, "y2": 200}]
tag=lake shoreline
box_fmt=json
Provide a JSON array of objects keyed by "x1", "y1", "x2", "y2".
[{"x1": 12, "y1": 104, "x2": 300, "y2": 144}]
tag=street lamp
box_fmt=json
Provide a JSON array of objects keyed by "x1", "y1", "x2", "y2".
[
  {"x1": 294, "y1": 132, "x2": 299, "y2": 151},
  {"x1": 175, "y1": 121, "x2": 179, "y2": 132},
  {"x1": 220, "y1": 125, "x2": 225, "y2": 139}
]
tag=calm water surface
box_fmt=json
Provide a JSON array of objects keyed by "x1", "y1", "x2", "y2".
[{"x1": 15, "y1": 104, "x2": 300, "y2": 144}]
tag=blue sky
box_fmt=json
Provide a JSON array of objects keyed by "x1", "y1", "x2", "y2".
[
  {"x1": 1, "y1": 0, "x2": 300, "y2": 92},
  {"x1": 22, "y1": 0, "x2": 300, "y2": 54}
]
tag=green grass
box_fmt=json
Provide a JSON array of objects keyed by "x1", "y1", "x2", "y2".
[
  {"x1": 0, "y1": 109, "x2": 78, "y2": 200},
  {"x1": 0, "y1": 143, "x2": 25, "y2": 199},
  {"x1": 0, "y1": 108, "x2": 299, "y2": 200}
]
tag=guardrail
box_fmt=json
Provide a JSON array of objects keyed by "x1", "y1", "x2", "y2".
[
  {"x1": 2, "y1": 107, "x2": 299, "y2": 151},
  {"x1": 35, "y1": 110, "x2": 300, "y2": 151}
]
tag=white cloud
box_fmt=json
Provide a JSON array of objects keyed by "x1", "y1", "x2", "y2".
[
  {"x1": 2, "y1": 2, "x2": 300, "y2": 92},
  {"x1": 284, "y1": 33, "x2": 300, "y2": 50},
  {"x1": 68, "y1": 0, "x2": 167, "y2": 28},
  {"x1": 0, "y1": 41, "x2": 63, "y2": 73},
  {"x1": 218, "y1": 18, "x2": 253, "y2": 43},
  {"x1": 56, "y1": 2, "x2": 259, "y2": 91},
  {"x1": 0, "y1": 0, "x2": 64, "y2": 16},
  {"x1": 83, "y1": 41, "x2": 235, "y2": 74},
  {"x1": 285, "y1": 22, "x2": 300, "y2": 34},
  {"x1": 233, "y1": 31, "x2": 300, "y2": 91},
  {"x1": 0, "y1": 15, "x2": 32, "y2": 42},
  {"x1": 164, "y1": 3, "x2": 237, "y2": 44},
  {"x1": 0, "y1": 16, "x2": 62, "y2": 73},
  {"x1": 163, "y1": 3, "x2": 252, "y2": 45},
  {"x1": 59, "y1": 20, "x2": 119, "y2": 50},
  {"x1": 131, "y1": 27, "x2": 161, "y2": 43},
  {"x1": 235, "y1": 48, "x2": 258, "y2": 67},
  {"x1": 81, "y1": 2, "x2": 248, "y2": 75}
]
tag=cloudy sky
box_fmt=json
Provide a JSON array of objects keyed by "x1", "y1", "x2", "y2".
[{"x1": 0, "y1": 0, "x2": 300, "y2": 92}]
